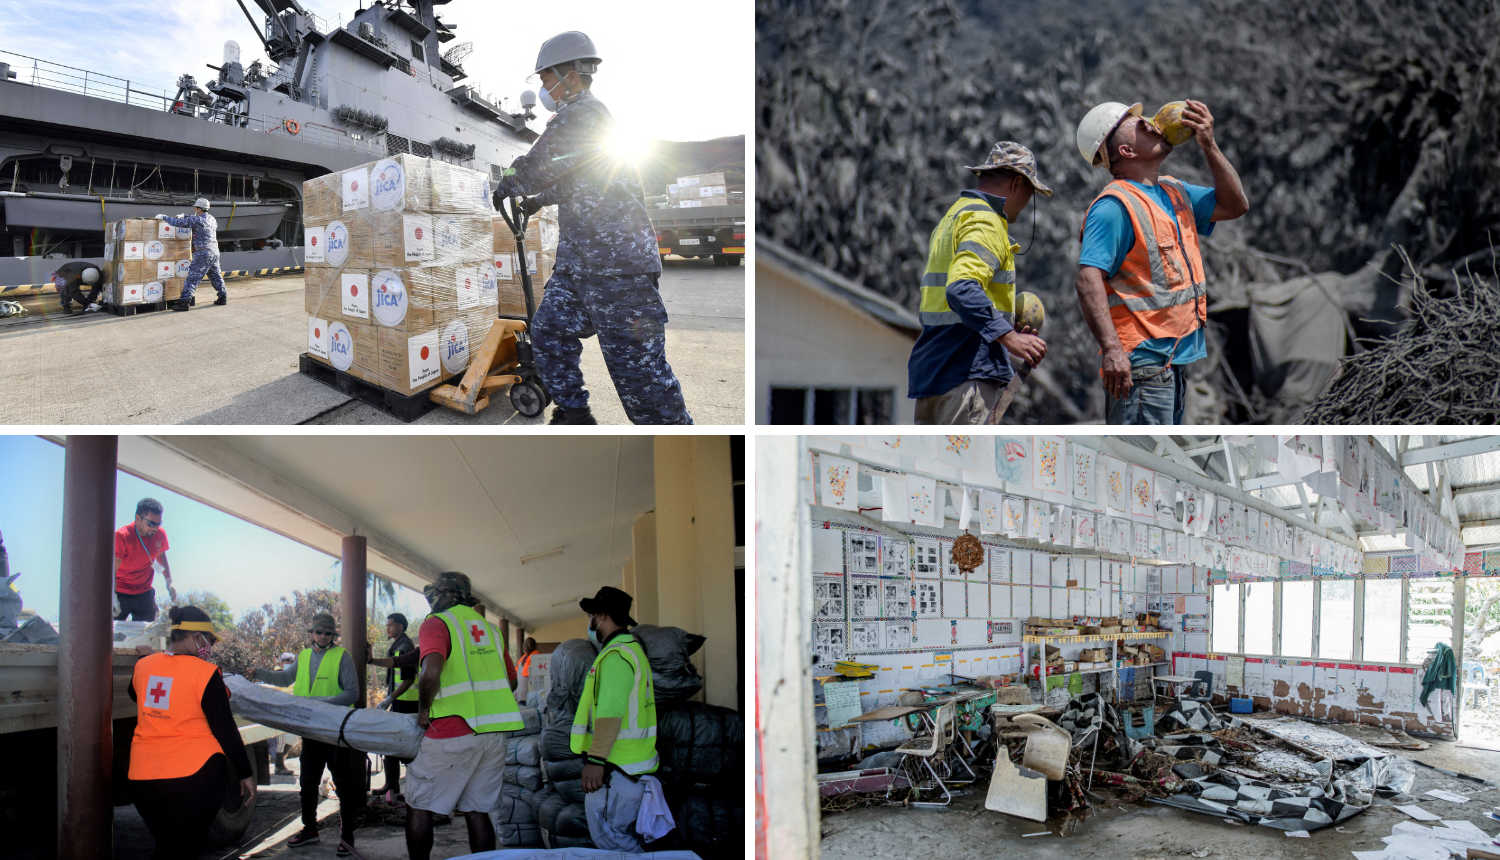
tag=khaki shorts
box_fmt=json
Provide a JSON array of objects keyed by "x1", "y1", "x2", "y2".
[{"x1": 405, "y1": 731, "x2": 507, "y2": 815}]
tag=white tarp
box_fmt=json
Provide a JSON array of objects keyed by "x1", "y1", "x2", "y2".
[{"x1": 225, "y1": 675, "x2": 426, "y2": 757}]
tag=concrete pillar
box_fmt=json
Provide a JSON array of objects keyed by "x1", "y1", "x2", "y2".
[
  {"x1": 58, "y1": 435, "x2": 118, "y2": 860},
  {"x1": 341, "y1": 536, "x2": 368, "y2": 706},
  {"x1": 755, "y1": 436, "x2": 819, "y2": 860},
  {"x1": 622, "y1": 557, "x2": 636, "y2": 596},
  {"x1": 653, "y1": 437, "x2": 736, "y2": 708},
  {"x1": 632, "y1": 513, "x2": 658, "y2": 626}
]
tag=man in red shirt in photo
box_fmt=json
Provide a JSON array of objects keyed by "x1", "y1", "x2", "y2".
[{"x1": 113, "y1": 498, "x2": 175, "y2": 621}]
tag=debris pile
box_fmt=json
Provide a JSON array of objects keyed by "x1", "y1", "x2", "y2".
[{"x1": 1302, "y1": 259, "x2": 1500, "y2": 423}]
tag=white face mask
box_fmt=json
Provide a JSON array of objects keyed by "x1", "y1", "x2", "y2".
[{"x1": 538, "y1": 78, "x2": 561, "y2": 112}]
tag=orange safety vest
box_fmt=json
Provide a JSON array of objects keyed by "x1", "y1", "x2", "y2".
[
  {"x1": 1080, "y1": 176, "x2": 1207, "y2": 356},
  {"x1": 520, "y1": 651, "x2": 534, "y2": 678},
  {"x1": 129, "y1": 652, "x2": 225, "y2": 781}
]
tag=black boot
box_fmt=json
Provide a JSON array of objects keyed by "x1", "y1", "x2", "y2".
[
  {"x1": 549, "y1": 406, "x2": 597, "y2": 425},
  {"x1": 171, "y1": 298, "x2": 191, "y2": 312},
  {"x1": 213, "y1": 293, "x2": 227, "y2": 306}
]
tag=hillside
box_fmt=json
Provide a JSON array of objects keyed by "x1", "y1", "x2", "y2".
[{"x1": 639, "y1": 135, "x2": 746, "y2": 193}]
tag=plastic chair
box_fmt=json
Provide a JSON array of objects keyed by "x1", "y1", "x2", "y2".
[
  {"x1": 1122, "y1": 706, "x2": 1155, "y2": 740},
  {"x1": 1461, "y1": 662, "x2": 1491, "y2": 710},
  {"x1": 895, "y1": 702, "x2": 975, "y2": 807},
  {"x1": 1186, "y1": 670, "x2": 1215, "y2": 706}
]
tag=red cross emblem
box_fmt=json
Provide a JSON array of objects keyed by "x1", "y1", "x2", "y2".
[
  {"x1": 468, "y1": 622, "x2": 488, "y2": 646},
  {"x1": 146, "y1": 675, "x2": 172, "y2": 709}
]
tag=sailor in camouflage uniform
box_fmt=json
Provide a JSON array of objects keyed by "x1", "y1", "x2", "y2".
[
  {"x1": 157, "y1": 197, "x2": 226, "y2": 312},
  {"x1": 52, "y1": 261, "x2": 103, "y2": 314},
  {"x1": 493, "y1": 32, "x2": 692, "y2": 425}
]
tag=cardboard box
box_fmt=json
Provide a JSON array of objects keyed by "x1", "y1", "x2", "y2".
[
  {"x1": 375, "y1": 324, "x2": 447, "y2": 395},
  {"x1": 1062, "y1": 662, "x2": 1077, "y2": 673},
  {"x1": 1080, "y1": 648, "x2": 1109, "y2": 663}
]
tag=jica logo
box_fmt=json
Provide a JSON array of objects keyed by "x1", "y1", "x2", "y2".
[
  {"x1": 446, "y1": 332, "x2": 465, "y2": 360},
  {"x1": 441, "y1": 321, "x2": 469, "y2": 372},
  {"x1": 372, "y1": 159, "x2": 405, "y2": 209},
  {"x1": 327, "y1": 227, "x2": 347, "y2": 252},
  {"x1": 375, "y1": 169, "x2": 400, "y2": 196},
  {"x1": 325, "y1": 222, "x2": 350, "y2": 265},
  {"x1": 331, "y1": 333, "x2": 350, "y2": 356},
  {"x1": 372, "y1": 271, "x2": 407, "y2": 325}
]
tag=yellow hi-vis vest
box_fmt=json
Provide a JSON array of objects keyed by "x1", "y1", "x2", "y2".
[
  {"x1": 570, "y1": 633, "x2": 659, "y2": 775},
  {"x1": 293, "y1": 646, "x2": 350, "y2": 706},
  {"x1": 394, "y1": 637, "x2": 420, "y2": 702},
  {"x1": 918, "y1": 193, "x2": 1018, "y2": 328},
  {"x1": 429, "y1": 605, "x2": 523, "y2": 733}
]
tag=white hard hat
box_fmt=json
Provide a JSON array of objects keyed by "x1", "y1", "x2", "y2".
[
  {"x1": 1077, "y1": 102, "x2": 1142, "y2": 168},
  {"x1": 81, "y1": 266, "x2": 99, "y2": 284},
  {"x1": 532, "y1": 31, "x2": 600, "y2": 78},
  {"x1": 194, "y1": 197, "x2": 211, "y2": 210}
]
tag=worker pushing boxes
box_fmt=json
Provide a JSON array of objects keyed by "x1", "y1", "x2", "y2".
[{"x1": 303, "y1": 154, "x2": 499, "y2": 396}]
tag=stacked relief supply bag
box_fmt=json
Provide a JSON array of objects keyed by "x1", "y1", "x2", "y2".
[
  {"x1": 103, "y1": 218, "x2": 194, "y2": 307},
  {"x1": 492, "y1": 705, "x2": 545, "y2": 846},
  {"x1": 491, "y1": 202, "x2": 560, "y2": 318},
  {"x1": 303, "y1": 155, "x2": 500, "y2": 395},
  {"x1": 630, "y1": 624, "x2": 706, "y2": 704},
  {"x1": 533, "y1": 638, "x2": 598, "y2": 848}
]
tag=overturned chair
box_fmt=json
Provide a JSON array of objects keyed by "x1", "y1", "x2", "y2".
[{"x1": 894, "y1": 701, "x2": 977, "y2": 807}]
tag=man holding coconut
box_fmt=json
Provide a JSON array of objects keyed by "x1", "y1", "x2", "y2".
[{"x1": 1073, "y1": 99, "x2": 1249, "y2": 424}]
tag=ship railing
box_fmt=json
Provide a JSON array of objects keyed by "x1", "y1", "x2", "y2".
[{"x1": 0, "y1": 49, "x2": 176, "y2": 112}]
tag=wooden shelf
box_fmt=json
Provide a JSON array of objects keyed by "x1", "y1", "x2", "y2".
[{"x1": 1023, "y1": 631, "x2": 1171, "y2": 643}]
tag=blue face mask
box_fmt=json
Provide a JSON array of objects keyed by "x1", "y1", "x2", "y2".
[{"x1": 587, "y1": 616, "x2": 600, "y2": 645}]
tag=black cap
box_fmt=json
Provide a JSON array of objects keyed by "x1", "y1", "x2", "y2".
[{"x1": 580, "y1": 586, "x2": 636, "y2": 627}]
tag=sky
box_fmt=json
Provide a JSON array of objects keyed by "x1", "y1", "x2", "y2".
[
  {"x1": 0, "y1": 0, "x2": 749, "y2": 144},
  {"x1": 0, "y1": 435, "x2": 428, "y2": 627}
]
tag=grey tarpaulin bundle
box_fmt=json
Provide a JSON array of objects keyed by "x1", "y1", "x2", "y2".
[{"x1": 631, "y1": 624, "x2": 707, "y2": 703}]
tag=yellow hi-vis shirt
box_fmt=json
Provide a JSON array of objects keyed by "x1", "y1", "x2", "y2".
[
  {"x1": 919, "y1": 193, "x2": 1018, "y2": 328},
  {"x1": 570, "y1": 633, "x2": 659, "y2": 775}
]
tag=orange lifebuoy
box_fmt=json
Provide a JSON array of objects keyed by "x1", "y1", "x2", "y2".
[{"x1": 284, "y1": 119, "x2": 300, "y2": 135}]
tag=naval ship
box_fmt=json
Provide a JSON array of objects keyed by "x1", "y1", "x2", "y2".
[{"x1": 0, "y1": 0, "x2": 538, "y2": 291}]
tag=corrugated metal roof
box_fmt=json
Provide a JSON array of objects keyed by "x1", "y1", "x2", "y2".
[{"x1": 758, "y1": 239, "x2": 921, "y2": 333}]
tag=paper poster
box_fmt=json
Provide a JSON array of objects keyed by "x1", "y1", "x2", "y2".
[
  {"x1": 914, "y1": 581, "x2": 941, "y2": 617},
  {"x1": 819, "y1": 455, "x2": 858, "y2": 511},
  {"x1": 884, "y1": 619, "x2": 911, "y2": 648},
  {"x1": 936, "y1": 435, "x2": 979, "y2": 472},
  {"x1": 814, "y1": 577, "x2": 845, "y2": 621},
  {"x1": 881, "y1": 538, "x2": 909, "y2": 577},
  {"x1": 846, "y1": 532, "x2": 879, "y2": 575},
  {"x1": 989, "y1": 547, "x2": 1011, "y2": 583},
  {"x1": 1130, "y1": 465, "x2": 1154, "y2": 520},
  {"x1": 980, "y1": 490, "x2": 1005, "y2": 535},
  {"x1": 995, "y1": 436, "x2": 1031, "y2": 488},
  {"x1": 1002, "y1": 496, "x2": 1026, "y2": 537},
  {"x1": 1033, "y1": 435, "x2": 1065, "y2": 496},
  {"x1": 848, "y1": 624, "x2": 881, "y2": 653},
  {"x1": 881, "y1": 476, "x2": 908, "y2": 522},
  {"x1": 850, "y1": 580, "x2": 882, "y2": 618},
  {"x1": 1103, "y1": 455, "x2": 1128, "y2": 514},
  {"x1": 907, "y1": 475, "x2": 940, "y2": 526},
  {"x1": 1197, "y1": 492, "x2": 1215, "y2": 536},
  {"x1": 1053, "y1": 505, "x2": 1073, "y2": 547},
  {"x1": 1133, "y1": 522, "x2": 1150, "y2": 556},
  {"x1": 1072, "y1": 444, "x2": 1098, "y2": 506},
  {"x1": 1110, "y1": 517, "x2": 1130, "y2": 554},
  {"x1": 813, "y1": 624, "x2": 845, "y2": 665},
  {"x1": 913, "y1": 538, "x2": 941, "y2": 577},
  {"x1": 1149, "y1": 527, "x2": 1163, "y2": 557},
  {"x1": 882, "y1": 580, "x2": 907, "y2": 617},
  {"x1": 1153, "y1": 475, "x2": 1178, "y2": 526},
  {"x1": 1075, "y1": 512, "x2": 1096, "y2": 550},
  {"x1": 1164, "y1": 529, "x2": 1178, "y2": 561},
  {"x1": 1026, "y1": 500, "x2": 1049, "y2": 542}
]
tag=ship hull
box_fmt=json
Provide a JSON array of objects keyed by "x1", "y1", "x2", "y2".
[{"x1": 1, "y1": 194, "x2": 289, "y2": 239}]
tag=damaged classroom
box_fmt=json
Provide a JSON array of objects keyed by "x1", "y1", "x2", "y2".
[{"x1": 756, "y1": 434, "x2": 1500, "y2": 860}]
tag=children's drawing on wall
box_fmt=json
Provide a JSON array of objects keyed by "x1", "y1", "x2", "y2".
[
  {"x1": 1148, "y1": 527, "x2": 1163, "y2": 557},
  {"x1": 913, "y1": 537, "x2": 941, "y2": 577},
  {"x1": 1003, "y1": 496, "x2": 1026, "y2": 537},
  {"x1": 813, "y1": 624, "x2": 845, "y2": 665},
  {"x1": 881, "y1": 538, "x2": 909, "y2": 577},
  {"x1": 995, "y1": 436, "x2": 1029, "y2": 485},
  {"x1": 1183, "y1": 484, "x2": 1201, "y2": 532},
  {"x1": 1025, "y1": 499, "x2": 1049, "y2": 542},
  {"x1": 850, "y1": 580, "x2": 881, "y2": 618},
  {"x1": 915, "y1": 581, "x2": 940, "y2": 617},
  {"x1": 1131, "y1": 465, "x2": 1154, "y2": 519},
  {"x1": 980, "y1": 490, "x2": 1004, "y2": 535},
  {"x1": 846, "y1": 533, "x2": 879, "y2": 574},
  {"x1": 1103, "y1": 455, "x2": 1127, "y2": 514},
  {"x1": 907, "y1": 475, "x2": 939, "y2": 526},
  {"x1": 1072, "y1": 445, "x2": 1097, "y2": 506},
  {"x1": 1075, "y1": 512, "x2": 1096, "y2": 550},
  {"x1": 820, "y1": 454, "x2": 858, "y2": 511},
  {"x1": 849, "y1": 623, "x2": 882, "y2": 653},
  {"x1": 1133, "y1": 522, "x2": 1150, "y2": 556},
  {"x1": 1154, "y1": 475, "x2": 1177, "y2": 524},
  {"x1": 1033, "y1": 435, "x2": 1063, "y2": 494},
  {"x1": 814, "y1": 577, "x2": 845, "y2": 621},
  {"x1": 938, "y1": 435, "x2": 979, "y2": 472}
]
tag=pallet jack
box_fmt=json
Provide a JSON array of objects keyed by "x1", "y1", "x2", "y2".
[{"x1": 429, "y1": 195, "x2": 552, "y2": 417}]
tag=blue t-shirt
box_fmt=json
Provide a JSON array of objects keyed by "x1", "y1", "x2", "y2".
[{"x1": 1079, "y1": 180, "x2": 1216, "y2": 367}]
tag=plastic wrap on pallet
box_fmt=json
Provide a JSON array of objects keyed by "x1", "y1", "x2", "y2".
[
  {"x1": 302, "y1": 154, "x2": 499, "y2": 396},
  {"x1": 224, "y1": 674, "x2": 423, "y2": 758},
  {"x1": 491, "y1": 204, "x2": 560, "y2": 317},
  {"x1": 103, "y1": 218, "x2": 194, "y2": 307}
]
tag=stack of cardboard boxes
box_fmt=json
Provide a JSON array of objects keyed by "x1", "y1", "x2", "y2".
[
  {"x1": 668, "y1": 172, "x2": 728, "y2": 208},
  {"x1": 102, "y1": 218, "x2": 194, "y2": 307},
  {"x1": 490, "y1": 204, "x2": 558, "y2": 318},
  {"x1": 303, "y1": 154, "x2": 498, "y2": 396}
]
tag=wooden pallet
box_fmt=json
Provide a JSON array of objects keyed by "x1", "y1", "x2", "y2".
[
  {"x1": 298, "y1": 353, "x2": 448, "y2": 423},
  {"x1": 106, "y1": 296, "x2": 194, "y2": 317}
]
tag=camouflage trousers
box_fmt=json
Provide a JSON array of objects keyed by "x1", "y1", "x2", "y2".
[
  {"x1": 55, "y1": 278, "x2": 100, "y2": 309},
  {"x1": 181, "y1": 253, "x2": 226, "y2": 300},
  {"x1": 531, "y1": 273, "x2": 693, "y2": 425}
]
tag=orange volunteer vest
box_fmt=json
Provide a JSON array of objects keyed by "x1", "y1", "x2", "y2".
[
  {"x1": 130, "y1": 652, "x2": 225, "y2": 780},
  {"x1": 520, "y1": 651, "x2": 534, "y2": 678},
  {"x1": 1080, "y1": 176, "x2": 1207, "y2": 356}
]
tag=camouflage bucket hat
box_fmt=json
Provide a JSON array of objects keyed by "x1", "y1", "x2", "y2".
[
  {"x1": 424, "y1": 571, "x2": 474, "y2": 605},
  {"x1": 965, "y1": 141, "x2": 1054, "y2": 196},
  {"x1": 309, "y1": 612, "x2": 338, "y2": 634}
]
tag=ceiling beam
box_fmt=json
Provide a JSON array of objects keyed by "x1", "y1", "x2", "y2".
[
  {"x1": 1181, "y1": 440, "x2": 1225, "y2": 458},
  {"x1": 1155, "y1": 435, "x2": 1211, "y2": 479},
  {"x1": 1221, "y1": 439, "x2": 1240, "y2": 491},
  {"x1": 1401, "y1": 436, "x2": 1500, "y2": 465},
  {"x1": 1453, "y1": 480, "x2": 1500, "y2": 498}
]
